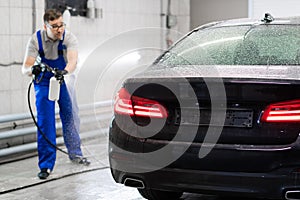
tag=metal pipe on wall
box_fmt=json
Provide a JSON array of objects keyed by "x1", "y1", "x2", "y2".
[
  {"x1": 0, "y1": 128, "x2": 107, "y2": 157},
  {"x1": 32, "y1": 0, "x2": 36, "y2": 33},
  {"x1": 0, "y1": 100, "x2": 112, "y2": 124},
  {"x1": 160, "y1": 0, "x2": 165, "y2": 50},
  {"x1": 166, "y1": 0, "x2": 172, "y2": 48}
]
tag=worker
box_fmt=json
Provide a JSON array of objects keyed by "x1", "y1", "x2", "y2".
[{"x1": 22, "y1": 9, "x2": 89, "y2": 179}]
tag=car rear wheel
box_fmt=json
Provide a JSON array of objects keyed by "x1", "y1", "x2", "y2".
[{"x1": 137, "y1": 188, "x2": 183, "y2": 200}]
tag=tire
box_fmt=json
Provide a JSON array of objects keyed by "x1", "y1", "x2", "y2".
[{"x1": 138, "y1": 188, "x2": 183, "y2": 200}]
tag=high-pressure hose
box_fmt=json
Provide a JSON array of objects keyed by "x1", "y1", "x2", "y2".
[
  {"x1": 27, "y1": 81, "x2": 70, "y2": 156},
  {"x1": 27, "y1": 64, "x2": 90, "y2": 165}
]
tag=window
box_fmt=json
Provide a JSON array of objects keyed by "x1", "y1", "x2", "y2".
[
  {"x1": 157, "y1": 25, "x2": 300, "y2": 66},
  {"x1": 45, "y1": 0, "x2": 87, "y2": 17}
]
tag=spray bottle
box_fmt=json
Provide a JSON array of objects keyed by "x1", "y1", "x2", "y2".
[{"x1": 49, "y1": 76, "x2": 60, "y2": 101}]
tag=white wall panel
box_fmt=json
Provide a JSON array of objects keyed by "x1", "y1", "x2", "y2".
[
  {"x1": 0, "y1": 91, "x2": 11, "y2": 114},
  {"x1": 0, "y1": 7, "x2": 9, "y2": 35},
  {"x1": 190, "y1": 0, "x2": 248, "y2": 29},
  {"x1": 0, "y1": 67, "x2": 10, "y2": 92},
  {"x1": 0, "y1": 35, "x2": 10, "y2": 64},
  {"x1": 10, "y1": 8, "x2": 23, "y2": 35},
  {"x1": 0, "y1": 0, "x2": 9, "y2": 7},
  {"x1": 10, "y1": 36, "x2": 23, "y2": 64},
  {"x1": 22, "y1": 8, "x2": 33, "y2": 35},
  {"x1": 250, "y1": 0, "x2": 300, "y2": 19},
  {"x1": 10, "y1": 0, "x2": 23, "y2": 7}
]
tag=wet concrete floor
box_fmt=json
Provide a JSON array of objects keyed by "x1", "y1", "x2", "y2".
[{"x1": 0, "y1": 132, "x2": 261, "y2": 200}]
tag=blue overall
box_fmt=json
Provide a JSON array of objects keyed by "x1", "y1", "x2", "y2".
[{"x1": 34, "y1": 30, "x2": 82, "y2": 171}]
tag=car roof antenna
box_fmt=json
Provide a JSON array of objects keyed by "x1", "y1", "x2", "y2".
[{"x1": 261, "y1": 13, "x2": 274, "y2": 23}]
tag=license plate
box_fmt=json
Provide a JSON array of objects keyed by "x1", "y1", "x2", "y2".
[{"x1": 180, "y1": 108, "x2": 253, "y2": 128}]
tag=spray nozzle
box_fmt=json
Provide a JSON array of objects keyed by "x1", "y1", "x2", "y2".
[{"x1": 54, "y1": 69, "x2": 68, "y2": 84}]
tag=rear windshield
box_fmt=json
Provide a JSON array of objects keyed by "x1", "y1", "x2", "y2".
[{"x1": 157, "y1": 25, "x2": 300, "y2": 66}]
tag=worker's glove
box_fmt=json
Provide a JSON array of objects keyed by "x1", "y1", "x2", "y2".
[
  {"x1": 31, "y1": 65, "x2": 42, "y2": 77},
  {"x1": 54, "y1": 69, "x2": 68, "y2": 83}
]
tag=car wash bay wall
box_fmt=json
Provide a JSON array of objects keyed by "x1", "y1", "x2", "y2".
[
  {"x1": 0, "y1": 0, "x2": 190, "y2": 115},
  {"x1": 190, "y1": 0, "x2": 248, "y2": 30},
  {"x1": 249, "y1": 0, "x2": 300, "y2": 18}
]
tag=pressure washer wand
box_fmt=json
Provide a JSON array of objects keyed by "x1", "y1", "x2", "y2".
[{"x1": 38, "y1": 63, "x2": 64, "y2": 101}]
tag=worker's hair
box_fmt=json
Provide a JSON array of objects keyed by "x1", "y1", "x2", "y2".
[{"x1": 43, "y1": 9, "x2": 62, "y2": 23}]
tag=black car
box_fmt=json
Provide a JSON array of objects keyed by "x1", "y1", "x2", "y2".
[{"x1": 109, "y1": 14, "x2": 300, "y2": 200}]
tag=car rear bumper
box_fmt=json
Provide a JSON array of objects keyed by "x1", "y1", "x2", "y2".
[
  {"x1": 110, "y1": 164, "x2": 300, "y2": 199},
  {"x1": 109, "y1": 124, "x2": 300, "y2": 199},
  {"x1": 109, "y1": 136, "x2": 300, "y2": 199}
]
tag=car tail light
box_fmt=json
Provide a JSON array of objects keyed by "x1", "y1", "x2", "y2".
[
  {"x1": 114, "y1": 88, "x2": 168, "y2": 118},
  {"x1": 261, "y1": 100, "x2": 300, "y2": 122}
]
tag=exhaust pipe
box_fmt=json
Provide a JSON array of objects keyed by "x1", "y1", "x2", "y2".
[
  {"x1": 285, "y1": 190, "x2": 300, "y2": 200},
  {"x1": 124, "y1": 177, "x2": 145, "y2": 189}
]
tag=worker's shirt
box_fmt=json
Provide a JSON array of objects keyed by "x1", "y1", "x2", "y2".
[{"x1": 26, "y1": 29, "x2": 78, "y2": 62}]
